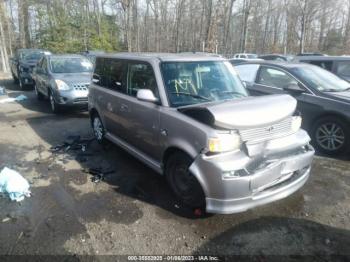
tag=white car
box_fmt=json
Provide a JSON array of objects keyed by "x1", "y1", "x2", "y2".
[{"x1": 233, "y1": 53, "x2": 258, "y2": 59}]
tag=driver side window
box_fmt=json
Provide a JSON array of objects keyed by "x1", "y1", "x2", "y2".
[
  {"x1": 127, "y1": 62, "x2": 159, "y2": 98},
  {"x1": 257, "y1": 67, "x2": 298, "y2": 88}
]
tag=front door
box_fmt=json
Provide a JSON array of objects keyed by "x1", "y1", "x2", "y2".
[{"x1": 116, "y1": 61, "x2": 161, "y2": 161}]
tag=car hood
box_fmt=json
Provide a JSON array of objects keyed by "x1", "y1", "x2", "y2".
[
  {"x1": 179, "y1": 94, "x2": 297, "y2": 129},
  {"x1": 52, "y1": 73, "x2": 92, "y2": 85},
  {"x1": 326, "y1": 90, "x2": 350, "y2": 100}
]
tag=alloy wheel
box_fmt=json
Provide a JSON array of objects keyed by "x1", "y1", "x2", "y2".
[
  {"x1": 50, "y1": 94, "x2": 55, "y2": 112},
  {"x1": 316, "y1": 122, "x2": 345, "y2": 151},
  {"x1": 93, "y1": 117, "x2": 104, "y2": 141}
]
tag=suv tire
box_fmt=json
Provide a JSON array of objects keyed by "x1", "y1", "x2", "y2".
[
  {"x1": 165, "y1": 152, "x2": 205, "y2": 209},
  {"x1": 311, "y1": 116, "x2": 349, "y2": 155},
  {"x1": 92, "y1": 113, "x2": 106, "y2": 144}
]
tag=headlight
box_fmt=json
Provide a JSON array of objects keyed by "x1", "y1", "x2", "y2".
[
  {"x1": 291, "y1": 116, "x2": 302, "y2": 132},
  {"x1": 54, "y1": 79, "x2": 70, "y2": 90},
  {"x1": 208, "y1": 132, "x2": 241, "y2": 153}
]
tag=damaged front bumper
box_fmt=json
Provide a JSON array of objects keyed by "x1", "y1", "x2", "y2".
[{"x1": 189, "y1": 129, "x2": 314, "y2": 214}]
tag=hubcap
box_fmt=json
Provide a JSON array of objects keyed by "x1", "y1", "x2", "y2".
[
  {"x1": 50, "y1": 94, "x2": 55, "y2": 111},
  {"x1": 93, "y1": 117, "x2": 103, "y2": 140},
  {"x1": 316, "y1": 123, "x2": 345, "y2": 151}
]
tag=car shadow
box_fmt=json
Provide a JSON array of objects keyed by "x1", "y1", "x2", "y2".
[
  {"x1": 25, "y1": 112, "x2": 206, "y2": 219},
  {"x1": 194, "y1": 216, "x2": 350, "y2": 258}
]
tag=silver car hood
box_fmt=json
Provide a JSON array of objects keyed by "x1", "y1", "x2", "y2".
[
  {"x1": 52, "y1": 73, "x2": 92, "y2": 85},
  {"x1": 179, "y1": 95, "x2": 297, "y2": 129}
]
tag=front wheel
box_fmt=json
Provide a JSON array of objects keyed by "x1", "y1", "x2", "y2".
[
  {"x1": 311, "y1": 117, "x2": 349, "y2": 155},
  {"x1": 49, "y1": 92, "x2": 60, "y2": 113},
  {"x1": 165, "y1": 152, "x2": 205, "y2": 208}
]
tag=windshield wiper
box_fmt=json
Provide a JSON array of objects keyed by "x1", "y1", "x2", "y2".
[
  {"x1": 170, "y1": 92, "x2": 212, "y2": 101},
  {"x1": 210, "y1": 90, "x2": 246, "y2": 97}
]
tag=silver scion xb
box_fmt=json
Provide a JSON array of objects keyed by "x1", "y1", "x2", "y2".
[
  {"x1": 88, "y1": 53, "x2": 314, "y2": 214},
  {"x1": 33, "y1": 54, "x2": 93, "y2": 113}
]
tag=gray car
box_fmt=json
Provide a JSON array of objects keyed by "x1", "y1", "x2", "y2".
[
  {"x1": 33, "y1": 54, "x2": 93, "y2": 113},
  {"x1": 88, "y1": 53, "x2": 314, "y2": 214}
]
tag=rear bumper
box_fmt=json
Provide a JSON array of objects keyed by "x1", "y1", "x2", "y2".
[{"x1": 189, "y1": 130, "x2": 314, "y2": 214}]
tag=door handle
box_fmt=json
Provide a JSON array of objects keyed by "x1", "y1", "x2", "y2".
[{"x1": 120, "y1": 104, "x2": 128, "y2": 112}]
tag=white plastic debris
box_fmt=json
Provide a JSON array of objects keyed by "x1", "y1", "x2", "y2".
[
  {"x1": 0, "y1": 94, "x2": 28, "y2": 104},
  {"x1": 0, "y1": 87, "x2": 5, "y2": 96},
  {"x1": 0, "y1": 167, "x2": 31, "y2": 202}
]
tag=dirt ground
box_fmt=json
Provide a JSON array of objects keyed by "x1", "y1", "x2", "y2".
[{"x1": 0, "y1": 73, "x2": 350, "y2": 261}]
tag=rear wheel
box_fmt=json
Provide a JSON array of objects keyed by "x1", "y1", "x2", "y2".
[
  {"x1": 34, "y1": 83, "x2": 44, "y2": 100},
  {"x1": 311, "y1": 116, "x2": 349, "y2": 155},
  {"x1": 19, "y1": 78, "x2": 24, "y2": 90},
  {"x1": 92, "y1": 113, "x2": 106, "y2": 143},
  {"x1": 12, "y1": 71, "x2": 19, "y2": 84},
  {"x1": 165, "y1": 152, "x2": 205, "y2": 208}
]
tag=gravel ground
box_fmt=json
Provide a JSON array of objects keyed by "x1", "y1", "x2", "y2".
[{"x1": 0, "y1": 73, "x2": 350, "y2": 261}]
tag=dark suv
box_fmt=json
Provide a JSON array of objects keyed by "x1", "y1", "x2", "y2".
[{"x1": 294, "y1": 56, "x2": 350, "y2": 82}]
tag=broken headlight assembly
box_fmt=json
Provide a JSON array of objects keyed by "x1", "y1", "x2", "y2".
[{"x1": 208, "y1": 132, "x2": 241, "y2": 153}]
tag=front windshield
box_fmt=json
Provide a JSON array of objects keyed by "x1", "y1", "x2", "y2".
[
  {"x1": 50, "y1": 57, "x2": 93, "y2": 74},
  {"x1": 291, "y1": 65, "x2": 350, "y2": 92},
  {"x1": 23, "y1": 51, "x2": 45, "y2": 61},
  {"x1": 161, "y1": 61, "x2": 248, "y2": 107}
]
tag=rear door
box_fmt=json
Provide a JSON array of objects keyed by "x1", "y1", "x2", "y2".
[{"x1": 91, "y1": 57, "x2": 127, "y2": 138}]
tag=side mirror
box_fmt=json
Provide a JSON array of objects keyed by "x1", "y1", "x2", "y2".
[
  {"x1": 283, "y1": 83, "x2": 304, "y2": 94},
  {"x1": 136, "y1": 89, "x2": 159, "y2": 103},
  {"x1": 92, "y1": 74, "x2": 100, "y2": 84}
]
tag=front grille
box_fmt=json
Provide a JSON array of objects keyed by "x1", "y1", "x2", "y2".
[
  {"x1": 239, "y1": 117, "x2": 293, "y2": 142},
  {"x1": 73, "y1": 83, "x2": 89, "y2": 91},
  {"x1": 73, "y1": 97, "x2": 88, "y2": 104}
]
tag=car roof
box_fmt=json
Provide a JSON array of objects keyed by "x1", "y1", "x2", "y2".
[
  {"x1": 234, "y1": 60, "x2": 312, "y2": 69},
  {"x1": 48, "y1": 54, "x2": 88, "y2": 59},
  {"x1": 96, "y1": 52, "x2": 226, "y2": 62},
  {"x1": 294, "y1": 56, "x2": 350, "y2": 61}
]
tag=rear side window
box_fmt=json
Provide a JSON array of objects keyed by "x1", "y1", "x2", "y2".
[
  {"x1": 335, "y1": 61, "x2": 350, "y2": 77},
  {"x1": 127, "y1": 62, "x2": 158, "y2": 98},
  {"x1": 257, "y1": 67, "x2": 298, "y2": 88},
  {"x1": 309, "y1": 61, "x2": 333, "y2": 71},
  {"x1": 235, "y1": 64, "x2": 260, "y2": 83},
  {"x1": 93, "y1": 57, "x2": 106, "y2": 87},
  {"x1": 107, "y1": 59, "x2": 127, "y2": 93}
]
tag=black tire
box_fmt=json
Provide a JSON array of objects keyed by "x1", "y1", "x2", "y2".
[
  {"x1": 34, "y1": 83, "x2": 44, "y2": 101},
  {"x1": 19, "y1": 78, "x2": 24, "y2": 90},
  {"x1": 165, "y1": 152, "x2": 205, "y2": 208},
  {"x1": 311, "y1": 116, "x2": 349, "y2": 155},
  {"x1": 91, "y1": 113, "x2": 106, "y2": 144},
  {"x1": 49, "y1": 91, "x2": 60, "y2": 113},
  {"x1": 12, "y1": 72, "x2": 19, "y2": 84}
]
